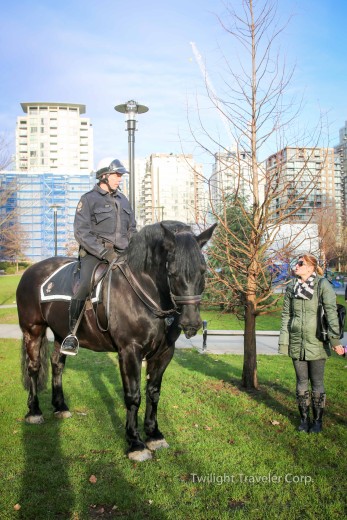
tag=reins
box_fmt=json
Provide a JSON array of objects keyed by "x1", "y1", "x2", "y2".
[
  {"x1": 96, "y1": 258, "x2": 203, "y2": 331},
  {"x1": 116, "y1": 262, "x2": 178, "y2": 318},
  {"x1": 95, "y1": 259, "x2": 175, "y2": 332}
]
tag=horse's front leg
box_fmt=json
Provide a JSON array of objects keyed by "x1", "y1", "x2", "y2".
[
  {"x1": 118, "y1": 345, "x2": 152, "y2": 461},
  {"x1": 51, "y1": 339, "x2": 72, "y2": 419},
  {"x1": 144, "y1": 344, "x2": 175, "y2": 451}
]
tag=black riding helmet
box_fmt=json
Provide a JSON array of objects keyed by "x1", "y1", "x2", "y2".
[{"x1": 95, "y1": 158, "x2": 129, "y2": 179}]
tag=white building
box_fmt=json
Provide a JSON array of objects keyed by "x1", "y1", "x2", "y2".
[
  {"x1": 141, "y1": 153, "x2": 204, "y2": 226},
  {"x1": 16, "y1": 102, "x2": 93, "y2": 173},
  {"x1": 121, "y1": 158, "x2": 147, "y2": 227},
  {"x1": 210, "y1": 150, "x2": 264, "y2": 210}
]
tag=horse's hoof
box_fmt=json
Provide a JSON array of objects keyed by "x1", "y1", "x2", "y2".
[
  {"x1": 146, "y1": 439, "x2": 169, "y2": 451},
  {"x1": 25, "y1": 414, "x2": 44, "y2": 425},
  {"x1": 54, "y1": 410, "x2": 72, "y2": 419},
  {"x1": 128, "y1": 449, "x2": 152, "y2": 462}
]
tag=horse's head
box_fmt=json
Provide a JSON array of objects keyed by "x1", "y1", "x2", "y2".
[{"x1": 161, "y1": 222, "x2": 217, "y2": 338}]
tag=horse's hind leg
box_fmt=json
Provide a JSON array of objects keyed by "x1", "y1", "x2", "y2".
[
  {"x1": 144, "y1": 345, "x2": 175, "y2": 451},
  {"x1": 51, "y1": 339, "x2": 72, "y2": 419},
  {"x1": 22, "y1": 326, "x2": 49, "y2": 424}
]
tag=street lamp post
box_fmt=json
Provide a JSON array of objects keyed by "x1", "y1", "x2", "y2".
[
  {"x1": 114, "y1": 100, "x2": 149, "y2": 214},
  {"x1": 50, "y1": 205, "x2": 62, "y2": 256}
]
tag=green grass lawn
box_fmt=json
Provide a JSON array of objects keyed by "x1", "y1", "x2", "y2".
[
  {"x1": 0, "y1": 274, "x2": 21, "y2": 305},
  {"x1": 1, "y1": 339, "x2": 346, "y2": 519}
]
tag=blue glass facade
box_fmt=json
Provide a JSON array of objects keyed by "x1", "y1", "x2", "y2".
[{"x1": 0, "y1": 171, "x2": 94, "y2": 261}]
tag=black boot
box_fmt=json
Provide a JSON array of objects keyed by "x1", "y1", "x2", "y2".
[
  {"x1": 309, "y1": 392, "x2": 326, "y2": 434},
  {"x1": 60, "y1": 299, "x2": 85, "y2": 356},
  {"x1": 296, "y1": 391, "x2": 310, "y2": 433}
]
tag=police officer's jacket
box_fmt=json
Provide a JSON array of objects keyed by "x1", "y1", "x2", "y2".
[{"x1": 74, "y1": 184, "x2": 137, "y2": 259}]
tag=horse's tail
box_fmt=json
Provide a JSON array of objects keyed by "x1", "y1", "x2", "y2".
[{"x1": 21, "y1": 335, "x2": 49, "y2": 391}]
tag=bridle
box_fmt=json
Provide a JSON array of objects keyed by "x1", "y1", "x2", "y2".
[
  {"x1": 113, "y1": 261, "x2": 202, "y2": 318},
  {"x1": 170, "y1": 293, "x2": 202, "y2": 306}
]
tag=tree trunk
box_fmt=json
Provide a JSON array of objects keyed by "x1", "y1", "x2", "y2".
[{"x1": 242, "y1": 295, "x2": 258, "y2": 389}]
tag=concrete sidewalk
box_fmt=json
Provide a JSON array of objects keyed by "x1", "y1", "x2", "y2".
[{"x1": 0, "y1": 324, "x2": 280, "y2": 355}]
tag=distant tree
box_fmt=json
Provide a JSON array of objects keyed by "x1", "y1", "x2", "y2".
[
  {"x1": 0, "y1": 136, "x2": 31, "y2": 266},
  {"x1": 65, "y1": 234, "x2": 79, "y2": 257},
  {"x1": 205, "y1": 195, "x2": 252, "y2": 314},
  {"x1": 0, "y1": 133, "x2": 12, "y2": 171},
  {"x1": 314, "y1": 201, "x2": 341, "y2": 268},
  {"x1": 0, "y1": 222, "x2": 28, "y2": 272}
]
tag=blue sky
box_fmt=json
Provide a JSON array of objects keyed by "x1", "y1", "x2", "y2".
[{"x1": 1, "y1": 0, "x2": 347, "y2": 170}]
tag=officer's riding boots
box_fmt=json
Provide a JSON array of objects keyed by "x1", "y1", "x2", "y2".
[
  {"x1": 309, "y1": 392, "x2": 326, "y2": 434},
  {"x1": 60, "y1": 298, "x2": 85, "y2": 356},
  {"x1": 296, "y1": 391, "x2": 310, "y2": 433}
]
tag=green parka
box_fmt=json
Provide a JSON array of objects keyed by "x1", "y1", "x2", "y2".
[{"x1": 279, "y1": 276, "x2": 341, "y2": 360}]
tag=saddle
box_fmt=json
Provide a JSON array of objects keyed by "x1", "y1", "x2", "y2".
[{"x1": 40, "y1": 261, "x2": 108, "y2": 303}]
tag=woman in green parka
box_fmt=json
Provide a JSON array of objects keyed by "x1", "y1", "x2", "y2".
[{"x1": 279, "y1": 254, "x2": 342, "y2": 434}]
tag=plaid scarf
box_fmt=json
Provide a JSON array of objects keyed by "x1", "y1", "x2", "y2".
[{"x1": 293, "y1": 272, "x2": 317, "y2": 300}]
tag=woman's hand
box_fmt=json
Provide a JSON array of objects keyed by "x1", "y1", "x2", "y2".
[{"x1": 333, "y1": 345, "x2": 345, "y2": 355}]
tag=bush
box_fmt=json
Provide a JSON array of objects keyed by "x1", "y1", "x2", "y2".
[
  {"x1": 5, "y1": 266, "x2": 16, "y2": 274},
  {"x1": 0, "y1": 261, "x2": 31, "y2": 273}
]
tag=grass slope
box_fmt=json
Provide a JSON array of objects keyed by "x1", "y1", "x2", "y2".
[{"x1": 1, "y1": 340, "x2": 346, "y2": 519}]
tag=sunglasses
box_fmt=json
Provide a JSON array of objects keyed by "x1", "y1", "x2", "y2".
[{"x1": 296, "y1": 260, "x2": 306, "y2": 267}]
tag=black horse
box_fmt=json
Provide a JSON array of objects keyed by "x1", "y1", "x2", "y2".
[{"x1": 17, "y1": 221, "x2": 216, "y2": 461}]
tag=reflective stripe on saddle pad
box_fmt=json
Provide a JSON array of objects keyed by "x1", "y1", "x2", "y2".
[{"x1": 40, "y1": 261, "x2": 105, "y2": 303}]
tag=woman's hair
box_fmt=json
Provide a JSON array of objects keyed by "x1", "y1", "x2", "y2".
[{"x1": 300, "y1": 253, "x2": 324, "y2": 276}]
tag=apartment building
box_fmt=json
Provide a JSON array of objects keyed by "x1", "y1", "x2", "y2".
[
  {"x1": 210, "y1": 150, "x2": 266, "y2": 210},
  {"x1": 141, "y1": 153, "x2": 204, "y2": 226},
  {"x1": 334, "y1": 121, "x2": 347, "y2": 226},
  {"x1": 16, "y1": 102, "x2": 93, "y2": 173},
  {"x1": 265, "y1": 147, "x2": 342, "y2": 248}
]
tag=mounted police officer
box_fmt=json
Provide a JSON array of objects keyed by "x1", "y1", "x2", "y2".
[{"x1": 61, "y1": 157, "x2": 137, "y2": 355}]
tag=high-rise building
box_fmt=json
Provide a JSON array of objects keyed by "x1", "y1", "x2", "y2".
[
  {"x1": 334, "y1": 122, "x2": 347, "y2": 226},
  {"x1": 210, "y1": 150, "x2": 265, "y2": 210},
  {"x1": 16, "y1": 102, "x2": 93, "y2": 173},
  {"x1": 141, "y1": 153, "x2": 204, "y2": 226},
  {"x1": 265, "y1": 147, "x2": 342, "y2": 244},
  {"x1": 121, "y1": 158, "x2": 148, "y2": 227}
]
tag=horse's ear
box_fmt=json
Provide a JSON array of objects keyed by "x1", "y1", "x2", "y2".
[
  {"x1": 196, "y1": 223, "x2": 217, "y2": 249},
  {"x1": 160, "y1": 223, "x2": 176, "y2": 253}
]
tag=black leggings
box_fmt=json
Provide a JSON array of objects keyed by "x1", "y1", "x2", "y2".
[
  {"x1": 74, "y1": 253, "x2": 103, "y2": 300},
  {"x1": 292, "y1": 359, "x2": 326, "y2": 394}
]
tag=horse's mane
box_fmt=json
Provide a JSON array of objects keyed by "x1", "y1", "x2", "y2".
[{"x1": 126, "y1": 221, "x2": 202, "y2": 275}]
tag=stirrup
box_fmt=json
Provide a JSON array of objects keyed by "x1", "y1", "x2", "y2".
[{"x1": 60, "y1": 334, "x2": 79, "y2": 356}]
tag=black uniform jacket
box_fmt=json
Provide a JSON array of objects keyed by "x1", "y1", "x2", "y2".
[{"x1": 74, "y1": 184, "x2": 137, "y2": 259}]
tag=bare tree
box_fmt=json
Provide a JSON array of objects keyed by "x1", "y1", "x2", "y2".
[
  {"x1": 0, "y1": 133, "x2": 13, "y2": 171},
  {"x1": 188, "y1": 0, "x2": 329, "y2": 388},
  {"x1": 0, "y1": 136, "x2": 32, "y2": 265},
  {"x1": 0, "y1": 223, "x2": 28, "y2": 271},
  {"x1": 65, "y1": 234, "x2": 79, "y2": 257}
]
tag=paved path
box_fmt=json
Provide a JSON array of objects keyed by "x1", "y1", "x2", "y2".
[
  {"x1": 2, "y1": 283, "x2": 345, "y2": 355},
  {"x1": 0, "y1": 324, "x2": 281, "y2": 355}
]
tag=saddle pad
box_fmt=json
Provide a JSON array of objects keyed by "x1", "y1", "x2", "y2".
[{"x1": 40, "y1": 262, "x2": 102, "y2": 303}]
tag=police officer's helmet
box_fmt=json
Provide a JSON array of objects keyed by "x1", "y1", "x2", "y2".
[{"x1": 95, "y1": 157, "x2": 129, "y2": 179}]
